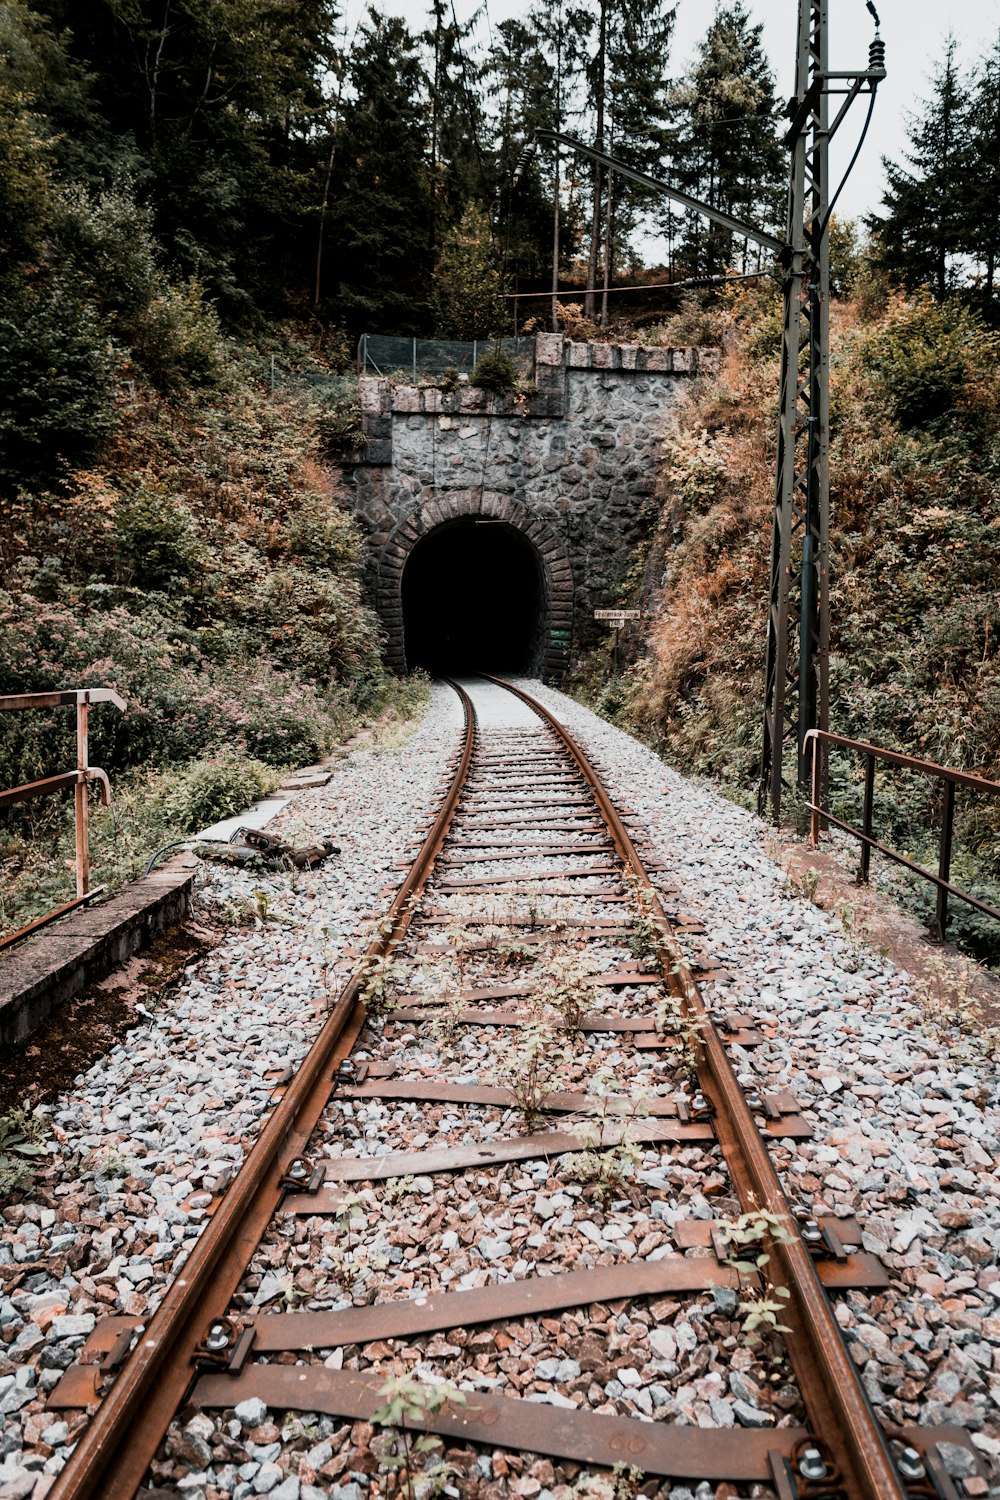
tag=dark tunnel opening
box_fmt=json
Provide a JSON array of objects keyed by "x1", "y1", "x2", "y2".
[{"x1": 402, "y1": 519, "x2": 545, "y2": 675}]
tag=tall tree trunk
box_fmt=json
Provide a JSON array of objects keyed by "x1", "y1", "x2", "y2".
[
  {"x1": 585, "y1": 0, "x2": 607, "y2": 321},
  {"x1": 601, "y1": 163, "x2": 614, "y2": 327},
  {"x1": 552, "y1": 13, "x2": 563, "y2": 333}
]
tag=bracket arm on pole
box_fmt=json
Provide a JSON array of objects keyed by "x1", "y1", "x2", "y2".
[{"x1": 533, "y1": 130, "x2": 783, "y2": 255}]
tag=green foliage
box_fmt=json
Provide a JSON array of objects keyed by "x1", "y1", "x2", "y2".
[
  {"x1": 112, "y1": 492, "x2": 206, "y2": 594},
  {"x1": 470, "y1": 347, "x2": 518, "y2": 394},
  {"x1": 372, "y1": 1374, "x2": 466, "y2": 1500},
  {"x1": 133, "y1": 279, "x2": 228, "y2": 394},
  {"x1": 0, "y1": 276, "x2": 118, "y2": 487},
  {"x1": 153, "y1": 757, "x2": 276, "y2": 835},
  {"x1": 0, "y1": 1104, "x2": 49, "y2": 1198},
  {"x1": 434, "y1": 203, "x2": 505, "y2": 339},
  {"x1": 858, "y1": 294, "x2": 1000, "y2": 432},
  {"x1": 1, "y1": 753, "x2": 282, "y2": 939},
  {"x1": 492, "y1": 1021, "x2": 566, "y2": 1132}
]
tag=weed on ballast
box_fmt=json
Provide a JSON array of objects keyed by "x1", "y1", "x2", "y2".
[
  {"x1": 783, "y1": 864, "x2": 822, "y2": 903},
  {"x1": 539, "y1": 951, "x2": 595, "y2": 1038},
  {"x1": 491, "y1": 1022, "x2": 568, "y2": 1132},
  {"x1": 559, "y1": 1138, "x2": 643, "y2": 1206},
  {"x1": 718, "y1": 1207, "x2": 795, "y2": 1378},
  {"x1": 382, "y1": 1174, "x2": 416, "y2": 1205},
  {"x1": 0, "y1": 1104, "x2": 50, "y2": 1197},
  {"x1": 654, "y1": 993, "x2": 705, "y2": 1084},
  {"x1": 371, "y1": 1374, "x2": 466, "y2": 1500},
  {"x1": 359, "y1": 951, "x2": 405, "y2": 1018}
]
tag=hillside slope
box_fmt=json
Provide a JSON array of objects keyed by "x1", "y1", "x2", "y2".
[{"x1": 618, "y1": 287, "x2": 1000, "y2": 952}]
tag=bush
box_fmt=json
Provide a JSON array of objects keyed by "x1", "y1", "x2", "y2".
[
  {"x1": 0, "y1": 591, "x2": 342, "y2": 785},
  {"x1": 112, "y1": 489, "x2": 206, "y2": 593},
  {"x1": 0, "y1": 276, "x2": 118, "y2": 489},
  {"x1": 153, "y1": 755, "x2": 276, "y2": 834},
  {"x1": 470, "y1": 347, "x2": 518, "y2": 394},
  {"x1": 859, "y1": 294, "x2": 1000, "y2": 433},
  {"x1": 133, "y1": 278, "x2": 228, "y2": 393}
]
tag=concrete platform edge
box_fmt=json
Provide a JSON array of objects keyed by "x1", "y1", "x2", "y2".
[{"x1": 0, "y1": 855, "x2": 198, "y2": 1048}]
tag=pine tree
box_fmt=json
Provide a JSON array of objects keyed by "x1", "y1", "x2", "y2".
[
  {"x1": 326, "y1": 12, "x2": 434, "y2": 335},
  {"x1": 599, "y1": 0, "x2": 675, "y2": 321},
  {"x1": 868, "y1": 38, "x2": 971, "y2": 301},
  {"x1": 423, "y1": 0, "x2": 485, "y2": 258},
  {"x1": 489, "y1": 14, "x2": 564, "y2": 291},
  {"x1": 435, "y1": 203, "x2": 505, "y2": 338},
  {"x1": 965, "y1": 34, "x2": 1000, "y2": 307},
  {"x1": 666, "y1": 2, "x2": 783, "y2": 278}
]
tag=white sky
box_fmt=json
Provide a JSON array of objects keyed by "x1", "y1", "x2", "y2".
[{"x1": 347, "y1": 0, "x2": 1000, "y2": 239}]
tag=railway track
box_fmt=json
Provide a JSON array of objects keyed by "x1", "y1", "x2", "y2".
[{"x1": 42, "y1": 676, "x2": 984, "y2": 1500}]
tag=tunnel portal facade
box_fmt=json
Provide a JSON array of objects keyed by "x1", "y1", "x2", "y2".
[{"x1": 339, "y1": 332, "x2": 719, "y2": 679}]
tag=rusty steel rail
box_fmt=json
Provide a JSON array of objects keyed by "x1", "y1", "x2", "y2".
[
  {"x1": 806, "y1": 727, "x2": 1000, "y2": 942},
  {"x1": 47, "y1": 681, "x2": 477, "y2": 1500},
  {"x1": 47, "y1": 677, "x2": 965, "y2": 1499},
  {"x1": 0, "y1": 689, "x2": 125, "y2": 950},
  {"x1": 484, "y1": 675, "x2": 911, "y2": 1500}
]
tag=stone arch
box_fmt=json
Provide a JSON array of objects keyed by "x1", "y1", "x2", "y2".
[{"x1": 374, "y1": 489, "x2": 574, "y2": 679}]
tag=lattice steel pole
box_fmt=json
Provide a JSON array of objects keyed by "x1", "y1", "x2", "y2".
[{"x1": 760, "y1": 0, "x2": 829, "y2": 824}]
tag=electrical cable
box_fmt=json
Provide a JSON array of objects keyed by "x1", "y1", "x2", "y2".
[{"x1": 817, "y1": 85, "x2": 877, "y2": 244}]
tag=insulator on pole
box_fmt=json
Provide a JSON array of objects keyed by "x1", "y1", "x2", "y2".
[
  {"x1": 868, "y1": 36, "x2": 886, "y2": 75},
  {"x1": 512, "y1": 141, "x2": 538, "y2": 190}
]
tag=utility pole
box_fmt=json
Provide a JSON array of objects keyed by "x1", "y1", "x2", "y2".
[
  {"x1": 760, "y1": 0, "x2": 885, "y2": 821},
  {"x1": 518, "y1": 0, "x2": 884, "y2": 824}
]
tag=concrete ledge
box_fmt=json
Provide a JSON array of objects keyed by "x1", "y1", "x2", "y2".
[{"x1": 0, "y1": 855, "x2": 198, "y2": 1047}]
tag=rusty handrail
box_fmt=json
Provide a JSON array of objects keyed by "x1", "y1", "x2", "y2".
[
  {"x1": 805, "y1": 728, "x2": 1000, "y2": 943},
  {"x1": 0, "y1": 689, "x2": 125, "y2": 950}
]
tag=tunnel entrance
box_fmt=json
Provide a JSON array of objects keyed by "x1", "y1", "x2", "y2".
[{"x1": 402, "y1": 518, "x2": 545, "y2": 674}]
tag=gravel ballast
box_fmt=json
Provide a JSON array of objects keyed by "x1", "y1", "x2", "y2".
[{"x1": 2, "y1": 677, "x2": 998, "y2": 1500}]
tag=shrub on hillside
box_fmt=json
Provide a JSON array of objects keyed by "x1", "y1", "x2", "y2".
[
  {"x1": 0, "y1": 277, "x2": 118, "y2": 488},
  {"x1": 0, "y1": 591, "x2": 339, "y2": 785},
  {"x1": 859, "y1": 294, "x2": 1000, "y2": 434}
]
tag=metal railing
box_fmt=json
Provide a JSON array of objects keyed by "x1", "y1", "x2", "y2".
[
  {"x1": 357, "y1": 333, "x2": 534, "y2": 379},
  {"x1": 806, "y1": 728, "x2": 1000, "y2": 943},
  {"x1": 0, "y1": 689, "x2": 125, "y2": 951}
]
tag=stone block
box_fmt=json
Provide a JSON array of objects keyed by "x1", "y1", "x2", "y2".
[
  {"x1": 422, "y1": 388, "x2": 442, "y2": 413},
  {"x1": 698, "y1": 347, "x2": 723, "y2": 374},
  {"x1": 567, "y1": 342, "x2": 592, "y2": 368},
  {"x1": 534, "y1": 331, "x2": 565, "y2": 366},
  {"x1": 391, "y1": 386, "x2": 420, "y2": 413},
  {"x1": 365, "y1": 415, "x2": 391, "y2": 439},
  {"x1": 458, "y1": 387, "x2": 486, "y2": 413},
  {"x1": 359, "y1": 376, "x2": 389, "y2": 414},
  {"x1": 644, "y1": 348, "x2": 670, "y2": 371},
  {"x1": 618, "y1": 345, "x2": 638, "y2": 370},
  {"x1": 362, "y1": 439, "x2": 392, "y2": 466},
  {"x1": 591, "y1": 344, "x2": 614, "y2": 369},
  {"x1": 672, "y1": 347, "x2": 694, "y2": 372}
]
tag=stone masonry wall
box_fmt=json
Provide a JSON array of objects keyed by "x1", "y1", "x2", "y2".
[{"x1": 338, "y1": 331, "x2": 721, "y2": 679}]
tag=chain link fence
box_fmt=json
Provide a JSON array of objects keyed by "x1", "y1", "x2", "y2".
[{"x1": 357, "y1": 334, "x2": 534, "y2": 380}]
